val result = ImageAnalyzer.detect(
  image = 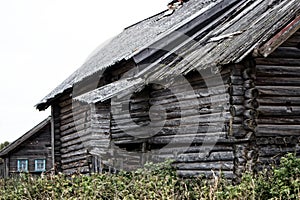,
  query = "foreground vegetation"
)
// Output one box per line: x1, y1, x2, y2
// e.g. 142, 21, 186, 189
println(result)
1, 153, 300, 199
